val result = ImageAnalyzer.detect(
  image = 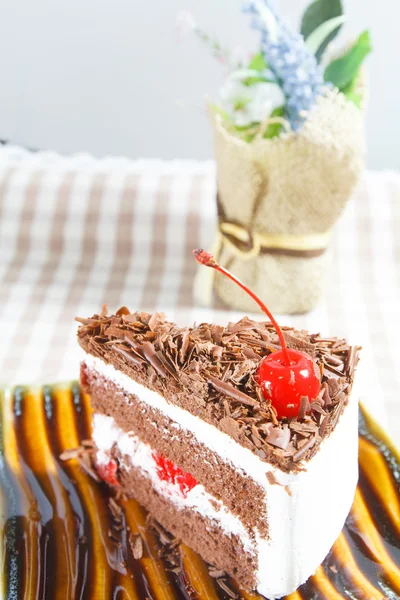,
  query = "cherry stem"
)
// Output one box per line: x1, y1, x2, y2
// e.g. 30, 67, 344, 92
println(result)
193, 249, 291, 365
